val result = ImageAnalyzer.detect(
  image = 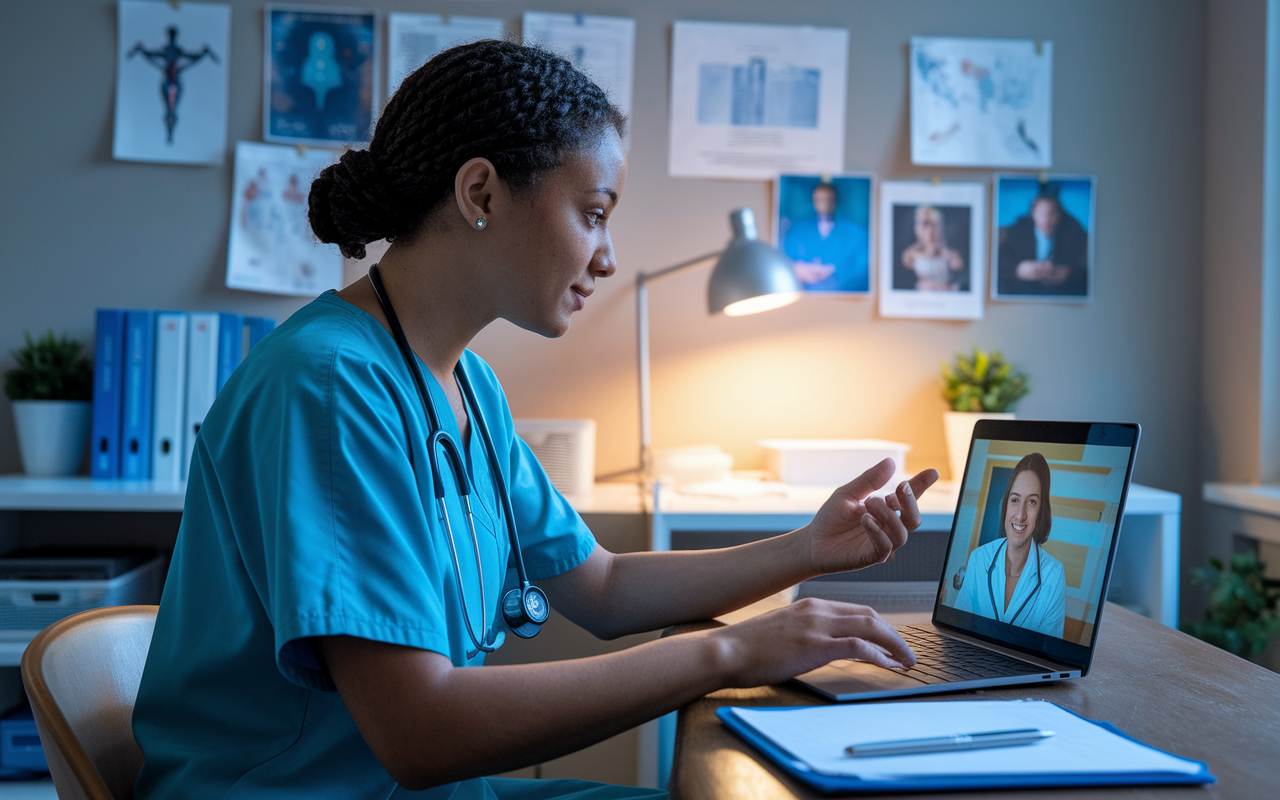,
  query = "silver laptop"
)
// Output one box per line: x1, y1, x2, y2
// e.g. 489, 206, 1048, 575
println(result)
795, 420, 1141, 701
